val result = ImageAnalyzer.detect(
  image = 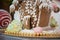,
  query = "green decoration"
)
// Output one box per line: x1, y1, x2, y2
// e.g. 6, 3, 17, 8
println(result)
50, 17, 58, 28
6, 20, 23, 32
